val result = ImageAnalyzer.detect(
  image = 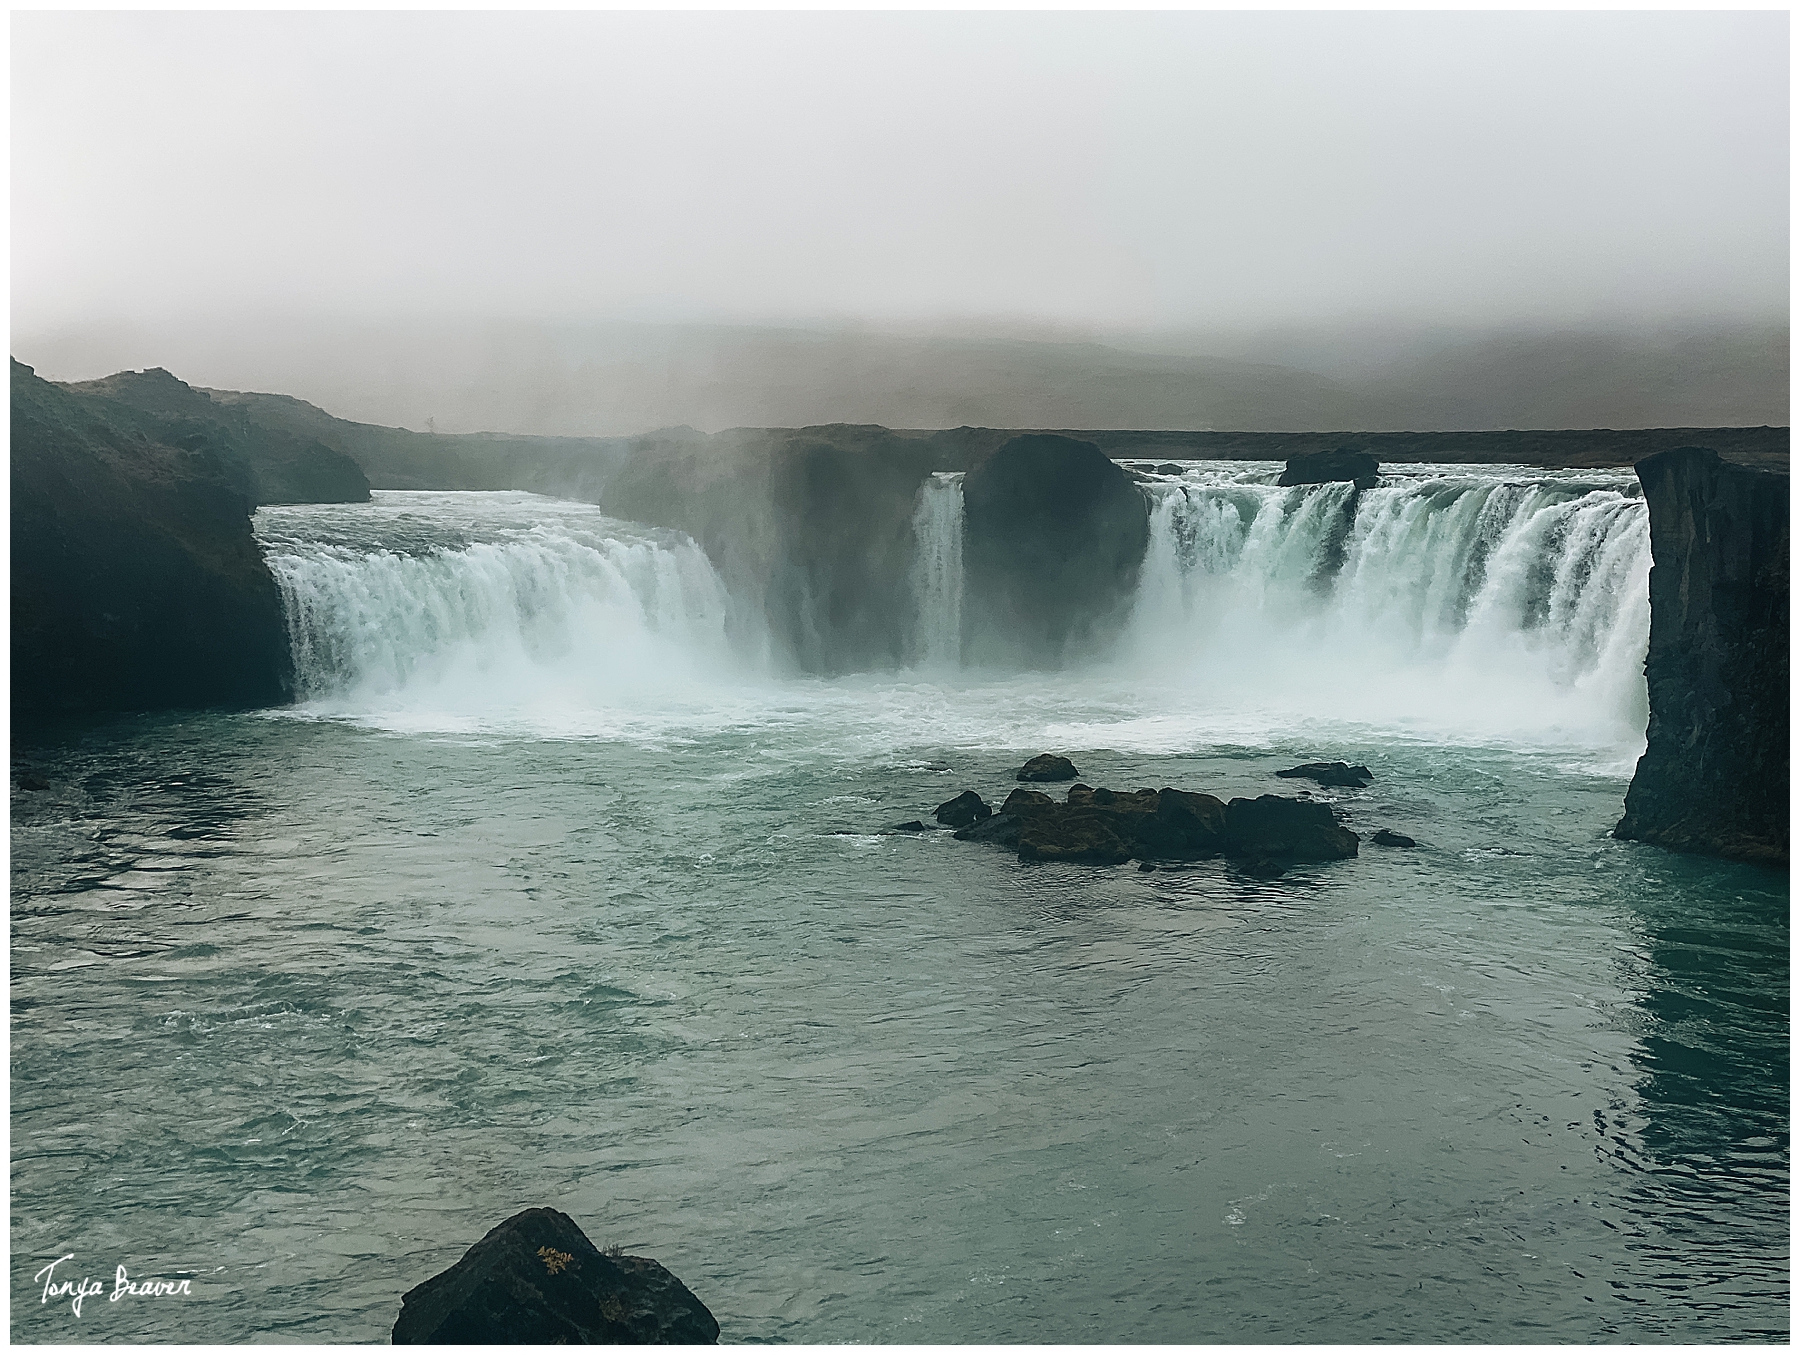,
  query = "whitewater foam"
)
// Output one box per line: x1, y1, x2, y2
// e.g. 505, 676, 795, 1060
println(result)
255, 472, 1650, 761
